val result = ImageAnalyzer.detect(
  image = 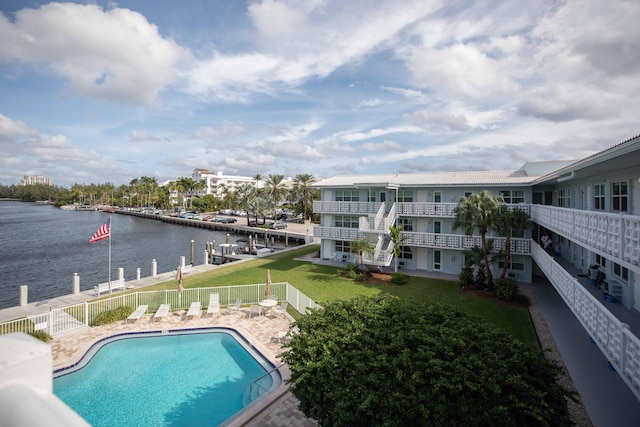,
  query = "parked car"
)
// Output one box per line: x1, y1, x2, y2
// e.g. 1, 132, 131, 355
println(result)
269, 221, 287, 229
221, 217, 237, 223
249, 219, 266, 227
